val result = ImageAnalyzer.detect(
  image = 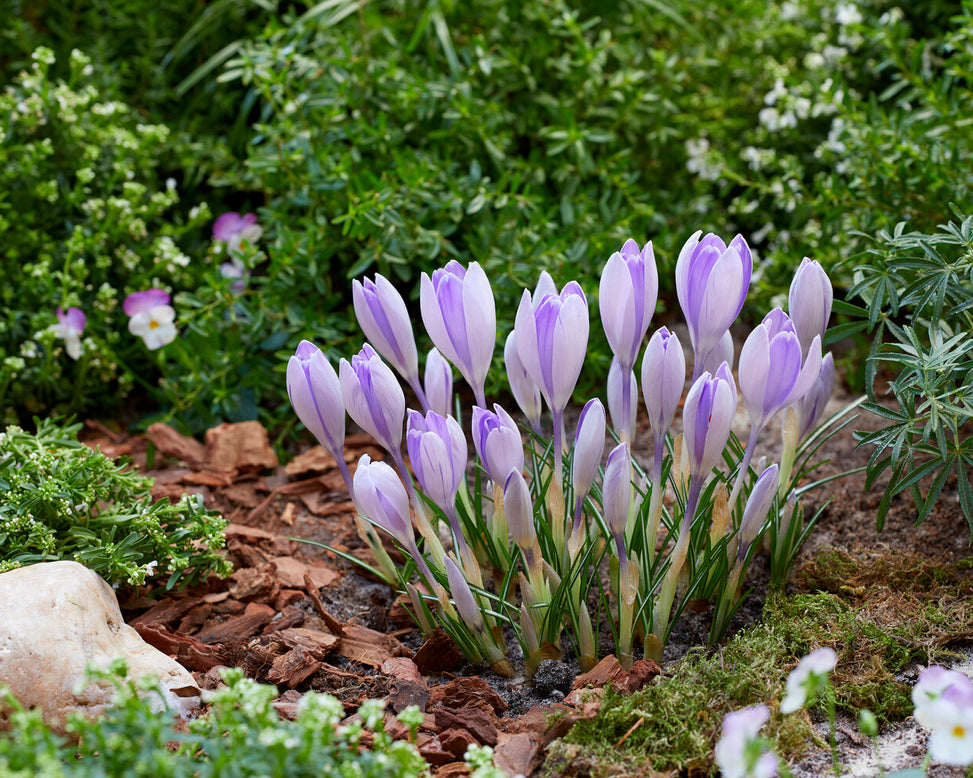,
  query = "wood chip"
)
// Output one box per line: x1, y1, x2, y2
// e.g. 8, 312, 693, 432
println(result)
434, 708, 498, 746
224, 523, 275, 541
132, 622, 224, 672
271, 556, 338, 590
276, 627, 339, 660
227, 564, 279, 603
132, 597, 204, 628
304, 573, 345, 636
492, 732, 541, 777
265, 648, 322, 689
284, 446, 337, 476
413, 628, 461, 675
204, 421, 278, 473
183, 470, 235, 487
146, 423, 207, 467
337, 624, 410, 668
428, 676, 507, 715
195, 602, 276, 644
